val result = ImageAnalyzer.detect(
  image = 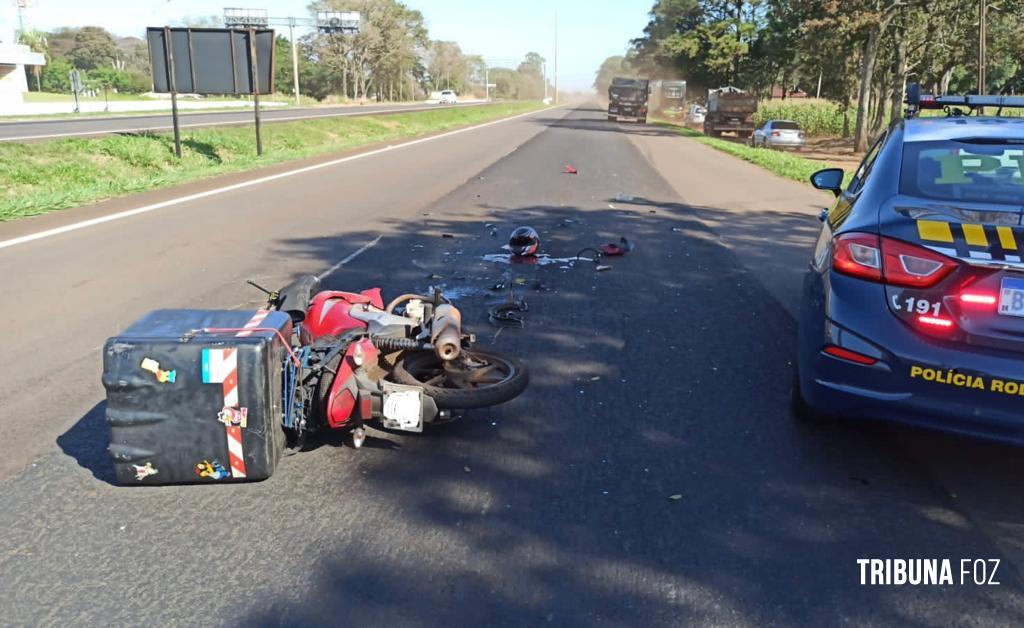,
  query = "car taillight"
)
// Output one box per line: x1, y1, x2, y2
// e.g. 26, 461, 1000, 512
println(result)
960, 293, 997, 306
832, 233, 958, 288
771, 130, 781, 137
